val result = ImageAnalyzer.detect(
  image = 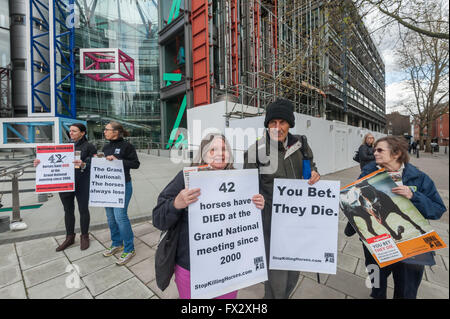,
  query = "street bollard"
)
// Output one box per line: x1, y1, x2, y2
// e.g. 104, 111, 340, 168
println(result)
417, 148, 419, 158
